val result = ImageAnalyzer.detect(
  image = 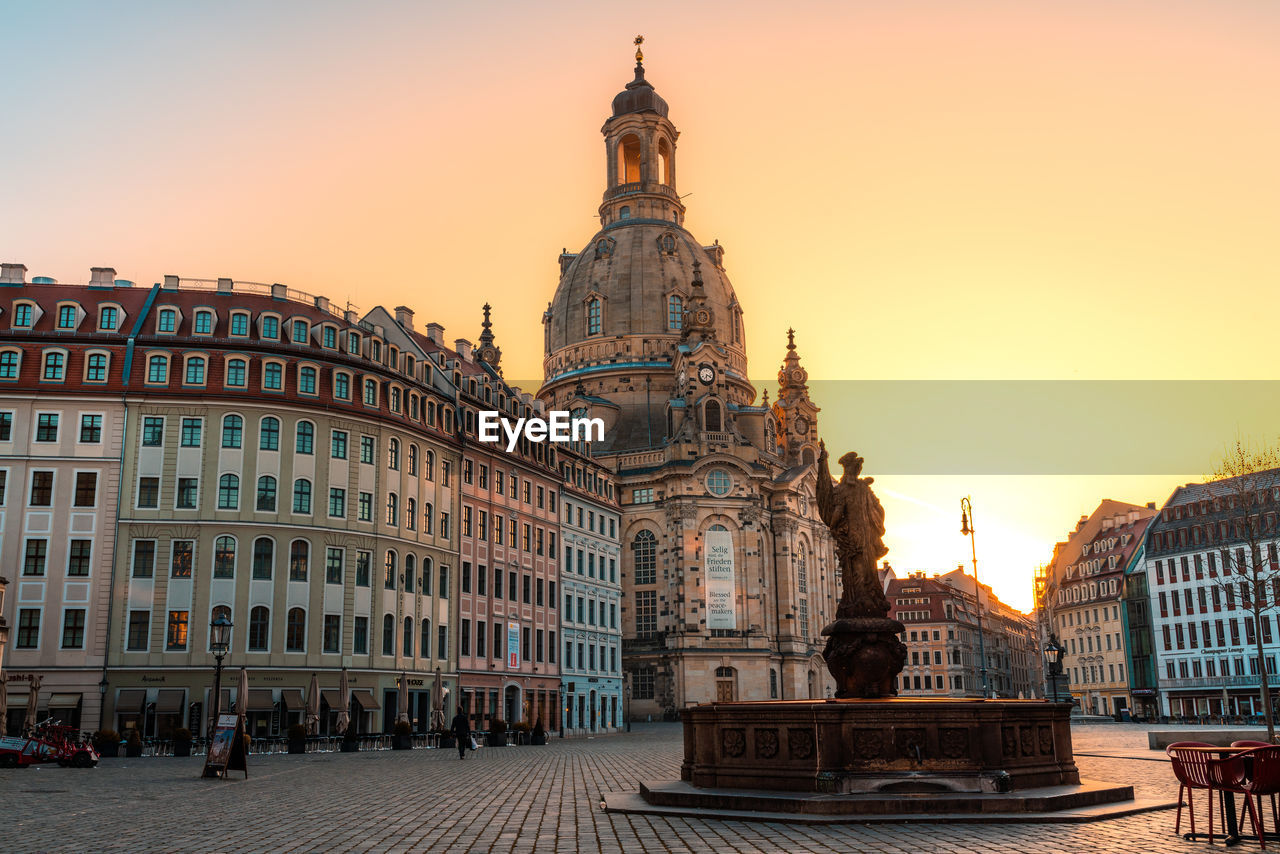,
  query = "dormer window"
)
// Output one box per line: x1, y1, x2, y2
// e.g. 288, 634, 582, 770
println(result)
347, 331, 360, 354
230, 312, 250, 336
56, 305, 77, 329
371, 340, 382, 362
322, 326, 337, 349
261, 315, 280, 340
292, 319, 309, 344
13, 303, 34, 328
99, 306, 119, 331
194, 310, 214, 335
668, 295, 683, 330
595, 239, 614, 259
659, 233, 676, 255
586, 298, 601, 335
157, 308, 177, 333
